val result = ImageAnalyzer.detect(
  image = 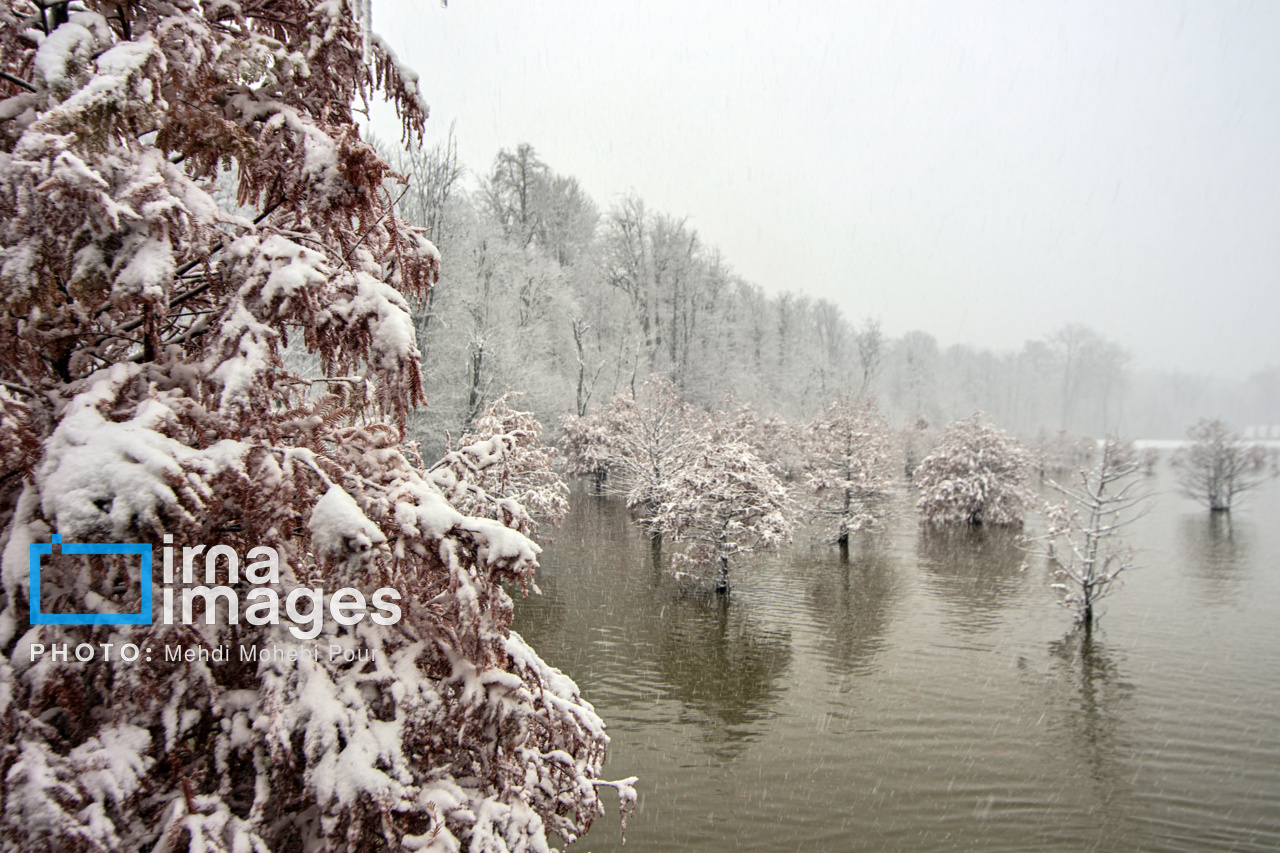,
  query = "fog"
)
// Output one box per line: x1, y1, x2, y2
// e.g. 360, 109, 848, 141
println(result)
371, 1, 1279, 382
